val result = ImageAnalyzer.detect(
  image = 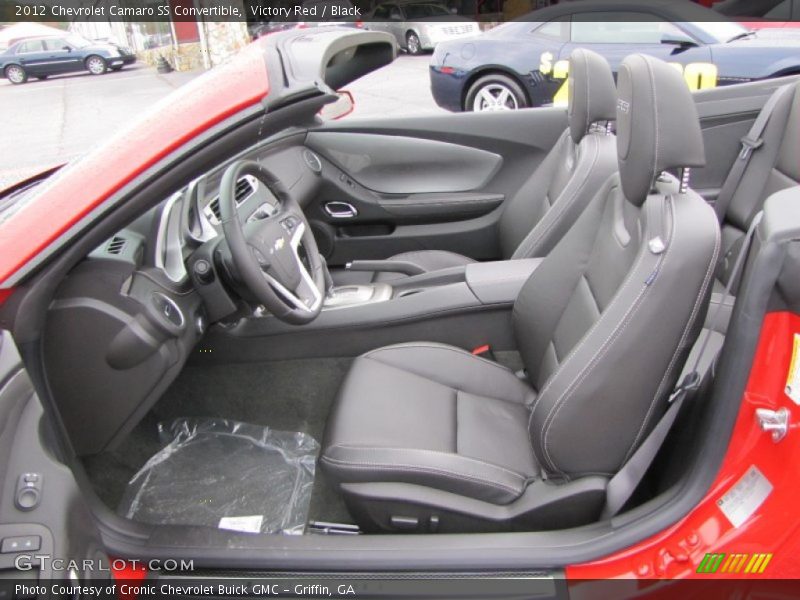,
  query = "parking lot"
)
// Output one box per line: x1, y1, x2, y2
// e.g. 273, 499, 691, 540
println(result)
0, 53, 443, 190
